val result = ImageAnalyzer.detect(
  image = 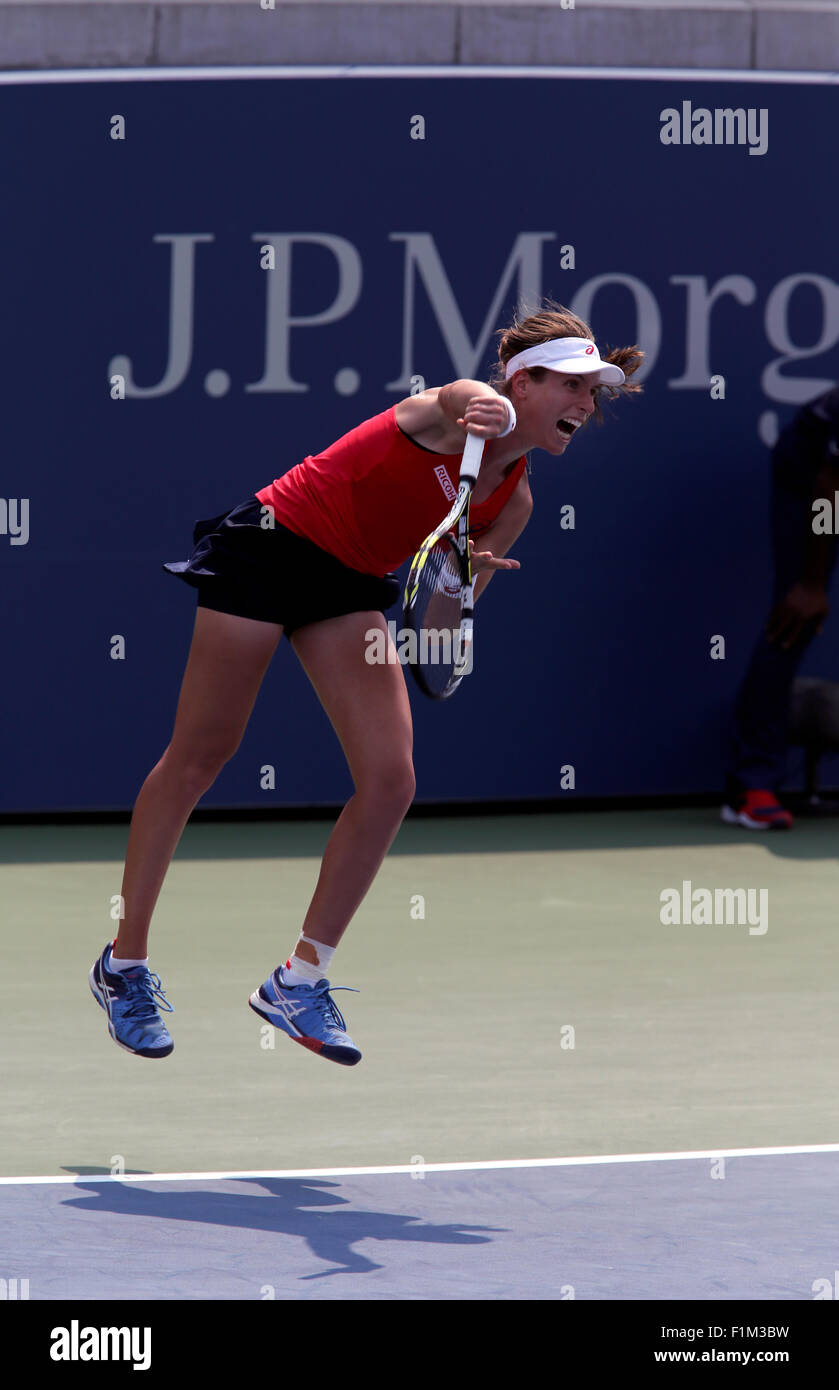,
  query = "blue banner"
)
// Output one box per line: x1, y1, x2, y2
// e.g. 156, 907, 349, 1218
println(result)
2, 71, 838, 810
